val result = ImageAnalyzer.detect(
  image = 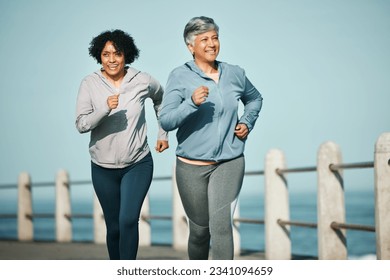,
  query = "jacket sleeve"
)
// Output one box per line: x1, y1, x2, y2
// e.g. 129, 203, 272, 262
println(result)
159, 71, 199, 132
75, 80, 111, 134
239, 75, 263, 132
148, 75, 169, 141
